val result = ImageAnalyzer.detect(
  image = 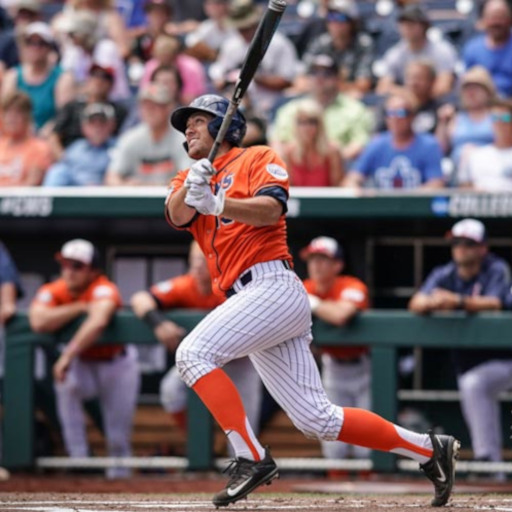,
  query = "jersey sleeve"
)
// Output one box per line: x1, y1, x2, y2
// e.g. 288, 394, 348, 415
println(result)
32, 283, 59, 307
90, 281, 122, 307
419, 267, 445, 294
164, 169, 199, 230
248, 147, 289, 205
338, 279, 369, 310
150, 277, 184, 309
